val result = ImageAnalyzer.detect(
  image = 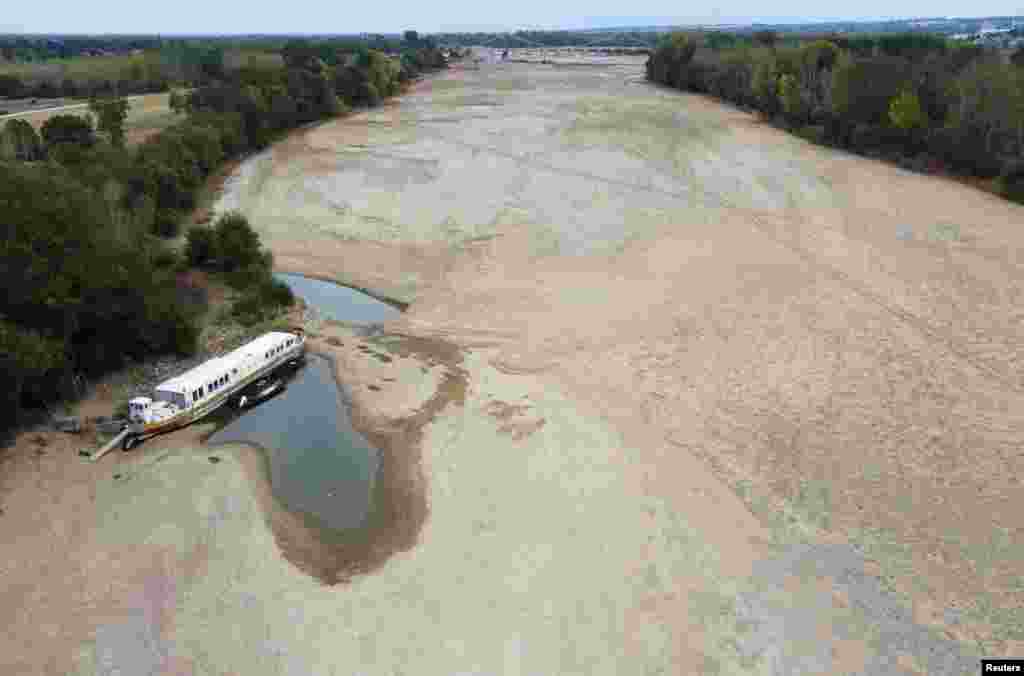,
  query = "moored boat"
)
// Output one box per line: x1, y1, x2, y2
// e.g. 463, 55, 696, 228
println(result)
123, 327, 305, 450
